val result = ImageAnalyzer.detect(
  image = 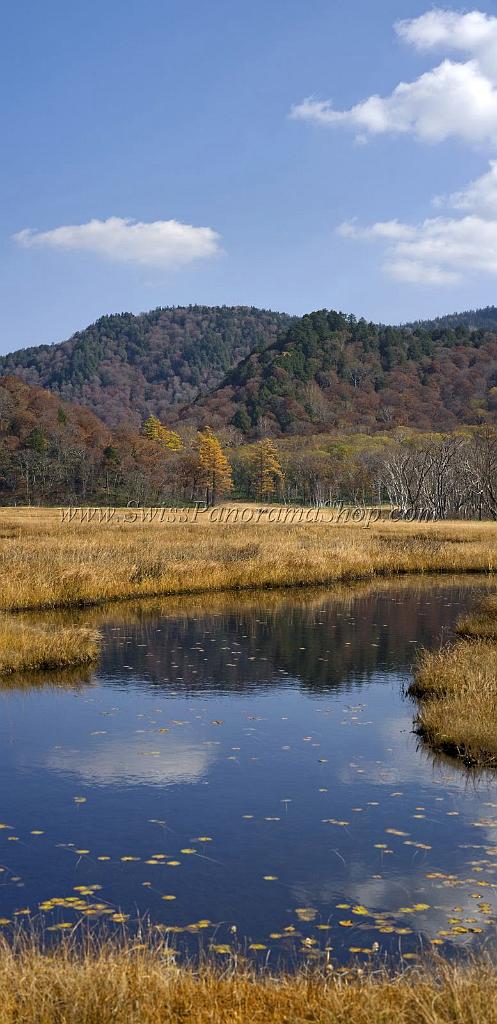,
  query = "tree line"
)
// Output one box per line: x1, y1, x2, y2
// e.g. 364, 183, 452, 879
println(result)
1, 376, 496, 517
